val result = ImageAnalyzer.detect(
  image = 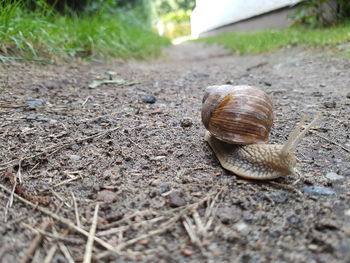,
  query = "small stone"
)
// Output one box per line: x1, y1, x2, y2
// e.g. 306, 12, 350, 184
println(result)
315, 219, 338, 231
337, 242, 350, 256
142, 94, 157, 104
150, 102, 166, 109
26, 114, 37, 121
323, 101, 336, 108
69, 154, 81, 161
344, 209, 350, 216
26, 115, 49, 122
174, 151, 184, 157
269, 231, 281, 238
150, 108, 163, 115
49, 119, 58, 124
216, 207, 242, 224
151, 155, 166, 161
180, 248, 193, 256
159, 184, 170, 193
342, 169, 350, 176
267, 191, 288, 203
346, 92, 350, 99
137, 238, 149, 245
96, 190, 118, 203
105, 211, 124, 222
325, 172, 344, 181
208, 243, 218, 250
36, 116, 50, 122
287, 215, 300, 224
180, 118, 193, 128
168, 192, 186, 207
301, 185, 336, 196
233, 221, 250, 236
262, 81, 272, 86
25, 99, 45, 107
311, 91, 323, 97
193, 73, 209, 78
308, 244, 319, 251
